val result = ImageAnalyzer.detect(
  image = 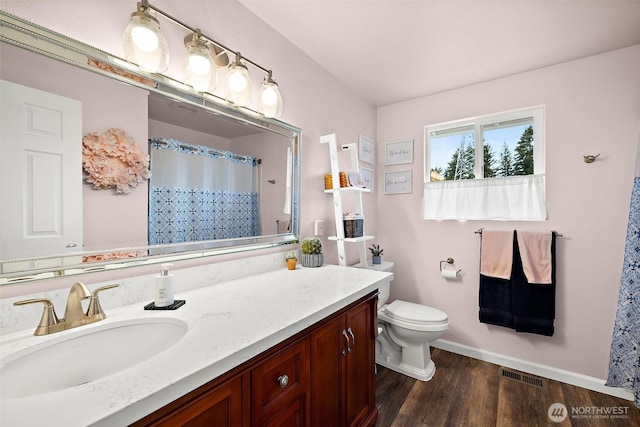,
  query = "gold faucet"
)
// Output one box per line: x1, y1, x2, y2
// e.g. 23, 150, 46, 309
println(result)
13, 282, 119, 336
